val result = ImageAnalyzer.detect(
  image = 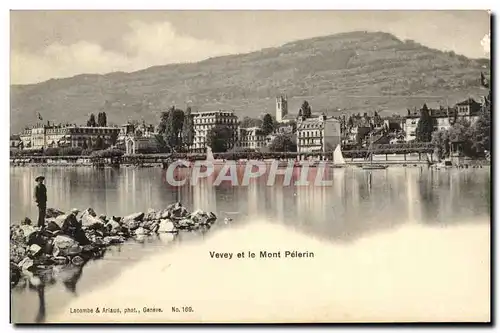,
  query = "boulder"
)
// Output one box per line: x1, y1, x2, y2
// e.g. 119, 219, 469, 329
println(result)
53, 235, 78, 250
71, 256, 85, 266
207, 212, 217, 224
154, 211, 163, 220
105, 220, 121, 235
124, 219, 140, 230
27, 231, 48, 248
135, 227, 147, 236
150, 222, 160, 234
160, 209, 171, 219
158, 219, 175, 233
18, 257, 34, 272
10, 226, 25, 244
46, 208, 65, 218
19, 225, 37, 241
144, 209, 157, 221
172, 207, 189, 219
54, 213, 79, 232
46, 220, 61, 233
165, 202, 189, 219
177, 219, 194, 229
123, 212, 144, 222
52, 256, 68, 265
28, 244, 42, 257
81, 209, 105, 229
10, 244, 27, 264
82, 215, 105, 229
78, 207, 97, 220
